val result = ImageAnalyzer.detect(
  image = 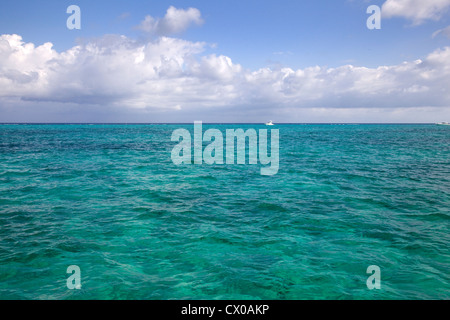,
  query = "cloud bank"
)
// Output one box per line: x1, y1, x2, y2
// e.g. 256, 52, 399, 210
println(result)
382, 0, 450, 24
1, 33, 450, 114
